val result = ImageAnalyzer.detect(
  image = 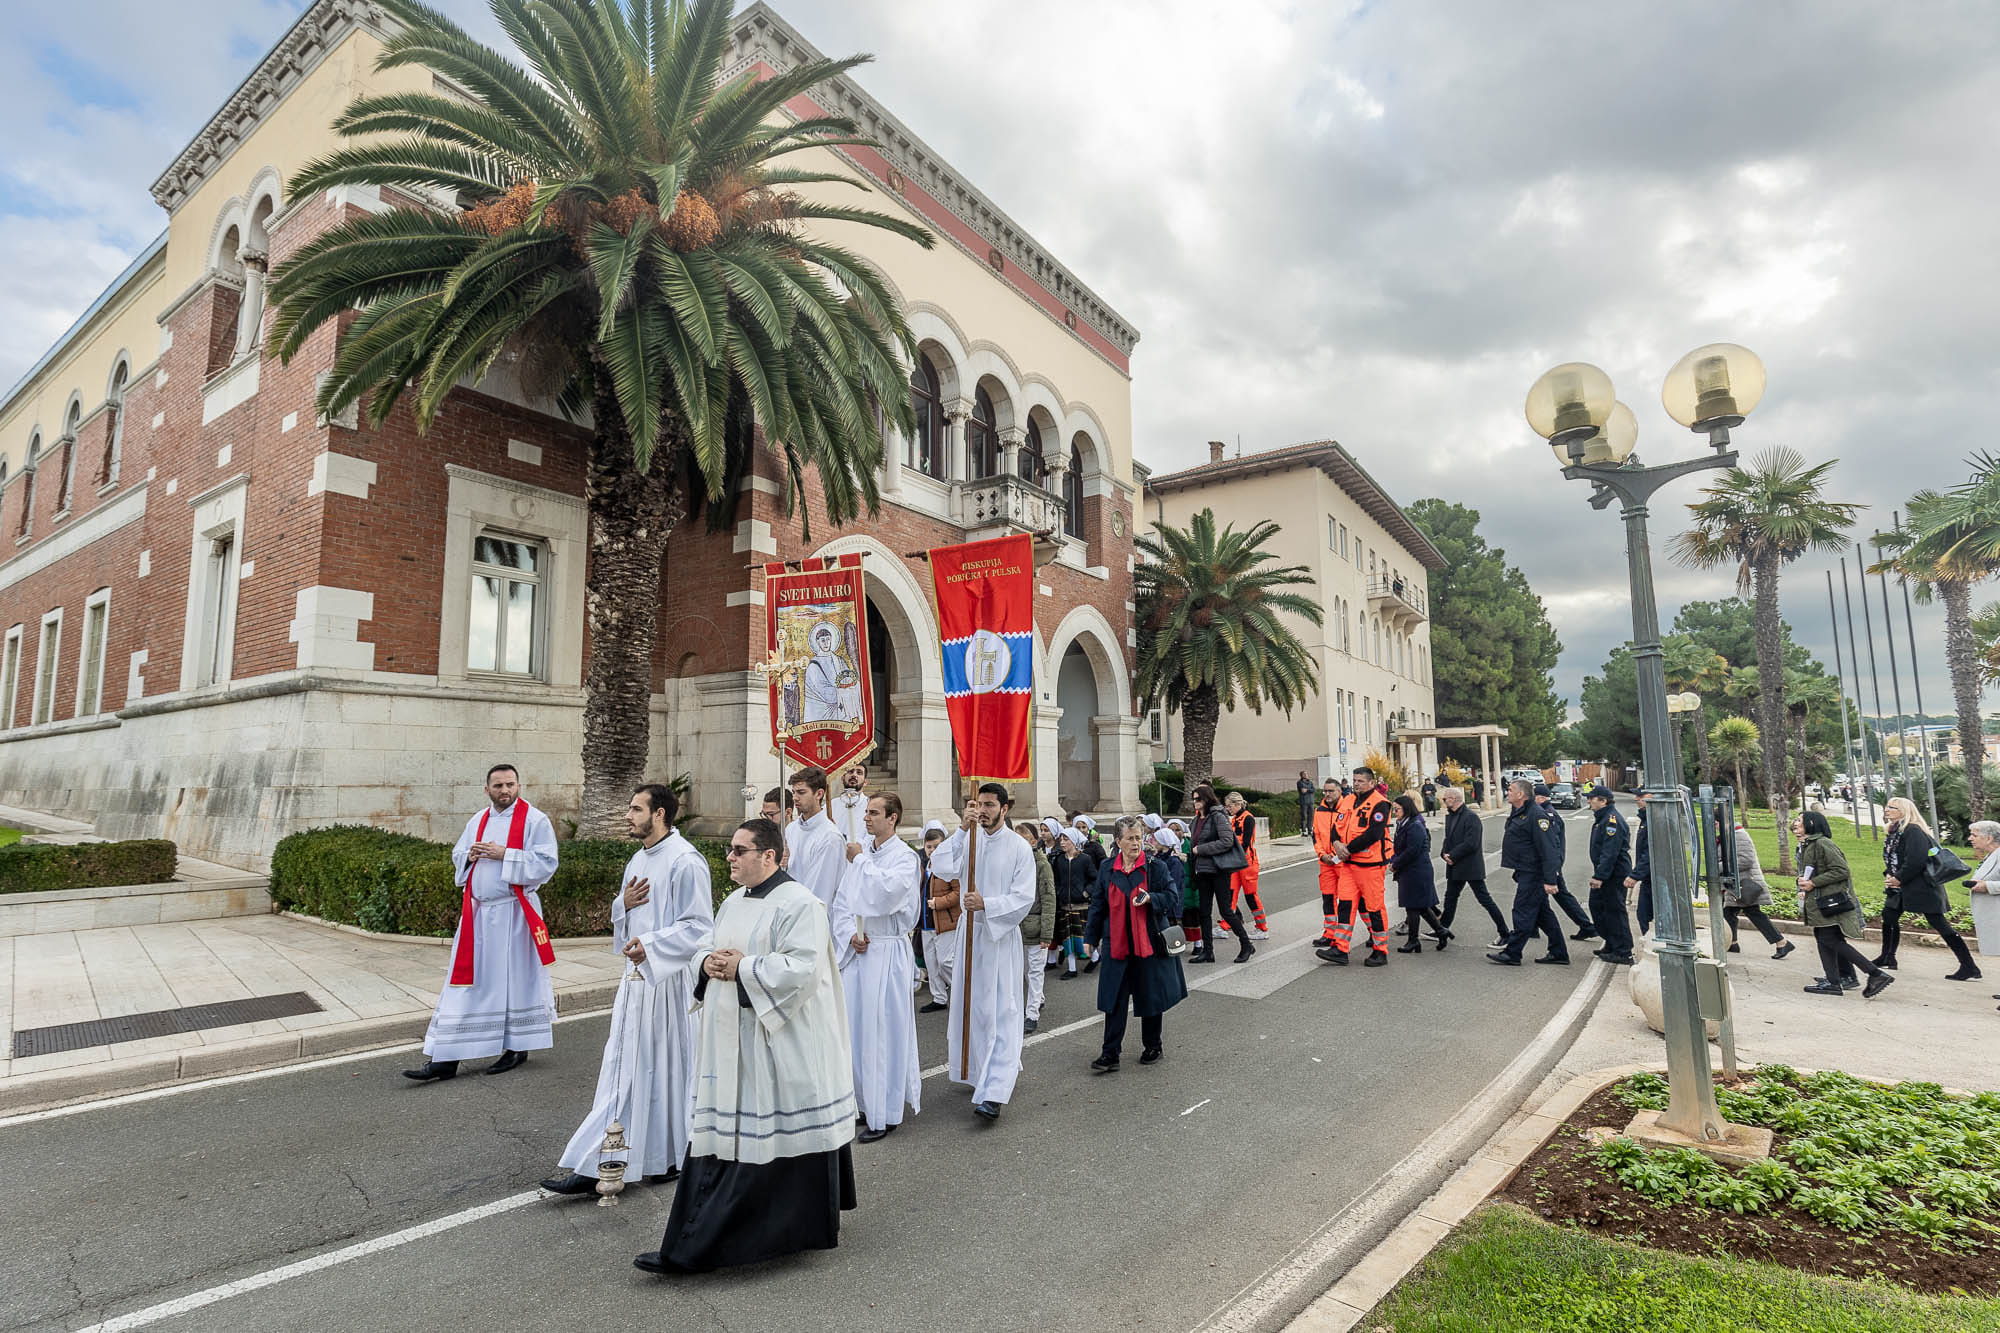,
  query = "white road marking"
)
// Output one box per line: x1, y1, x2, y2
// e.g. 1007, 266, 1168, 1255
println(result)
1180, 1098, 1212, 1116
73, 1191, 543, 1333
